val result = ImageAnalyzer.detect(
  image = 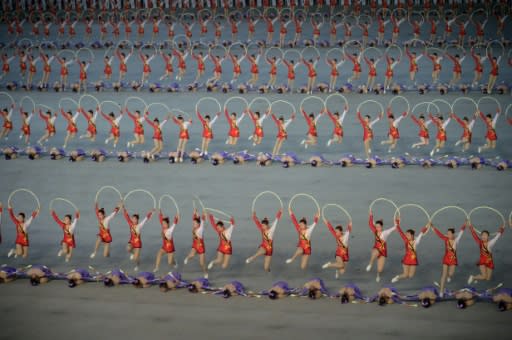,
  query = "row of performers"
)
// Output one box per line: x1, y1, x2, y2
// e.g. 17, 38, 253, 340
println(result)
0, 105, 505, 159
0, 201, 507, 296
1, 264, 511, 311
